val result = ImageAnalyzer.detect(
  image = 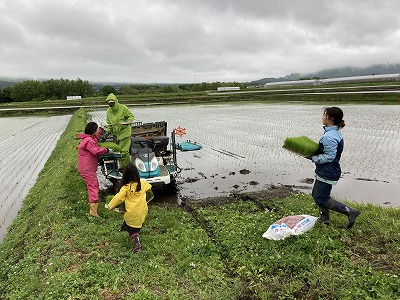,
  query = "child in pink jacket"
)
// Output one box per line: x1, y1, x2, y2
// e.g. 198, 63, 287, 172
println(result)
78, 122, 109, 217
